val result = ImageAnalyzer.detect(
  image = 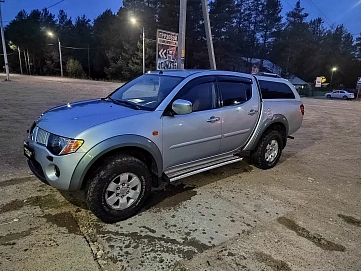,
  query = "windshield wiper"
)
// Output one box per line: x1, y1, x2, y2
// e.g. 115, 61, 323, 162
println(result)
106, 97, 141, 110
